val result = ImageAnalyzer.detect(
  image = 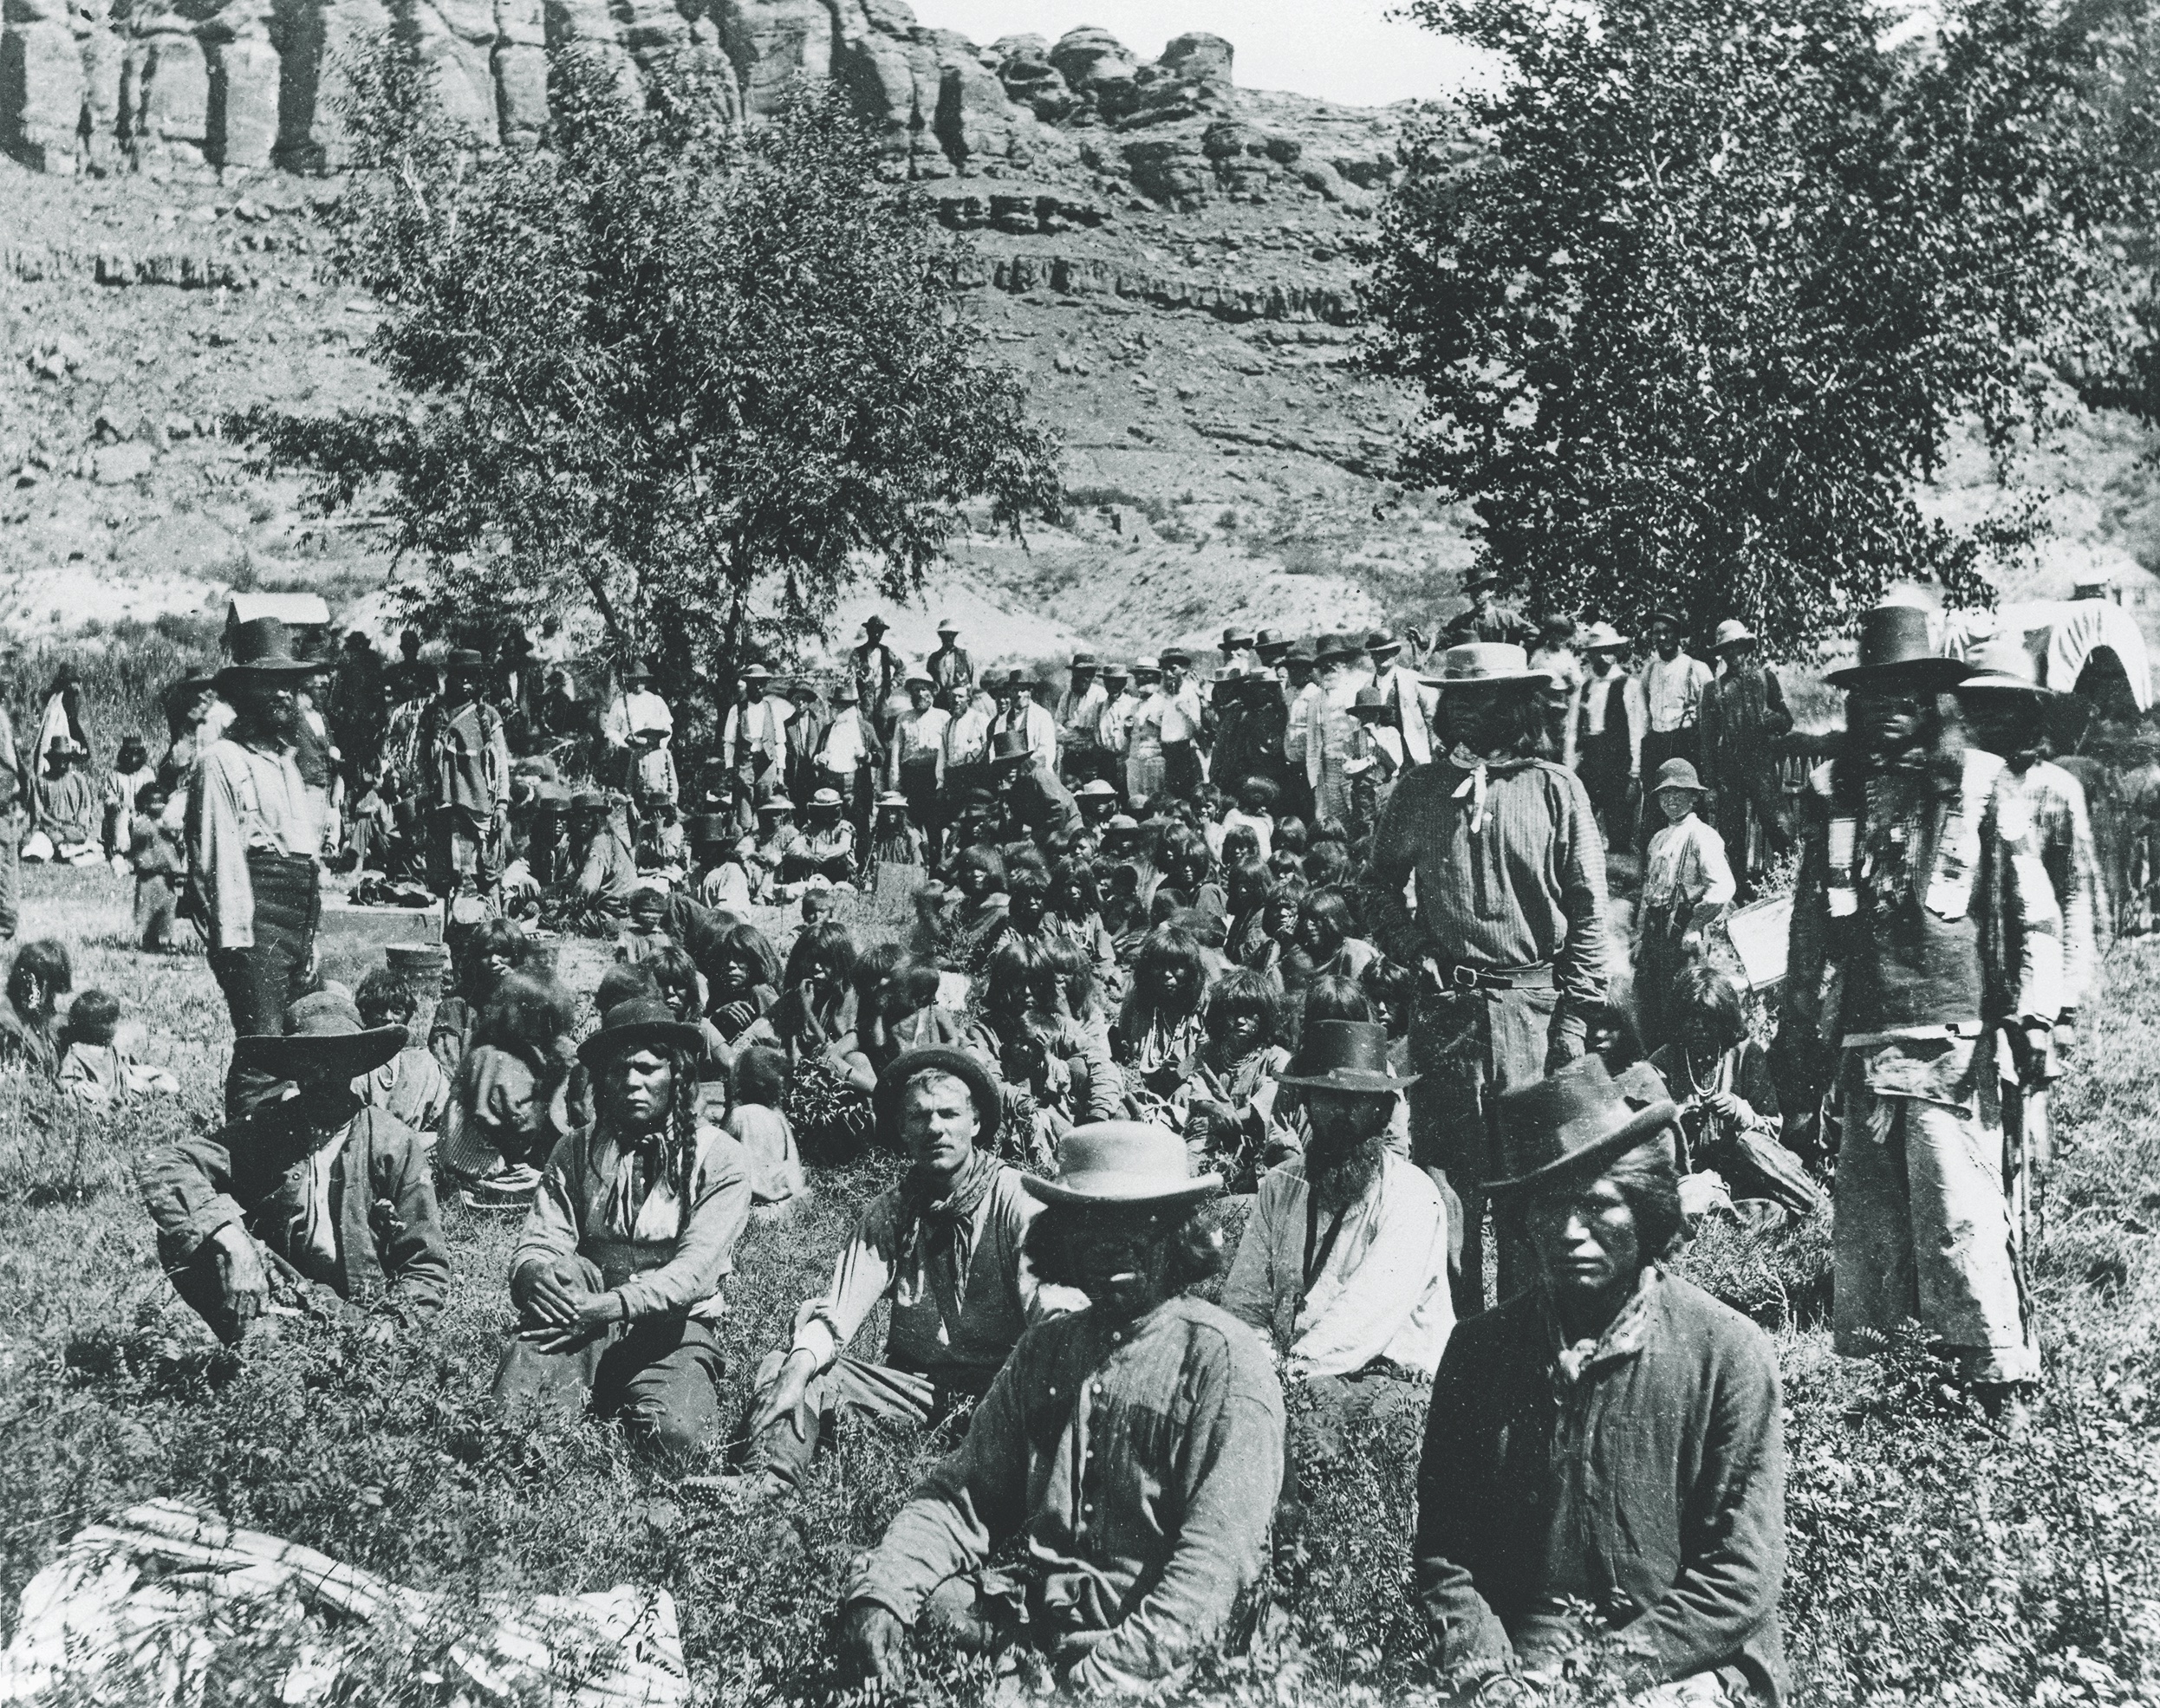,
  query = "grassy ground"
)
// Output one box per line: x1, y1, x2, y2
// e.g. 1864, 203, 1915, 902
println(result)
0, 865, 2154, 1704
